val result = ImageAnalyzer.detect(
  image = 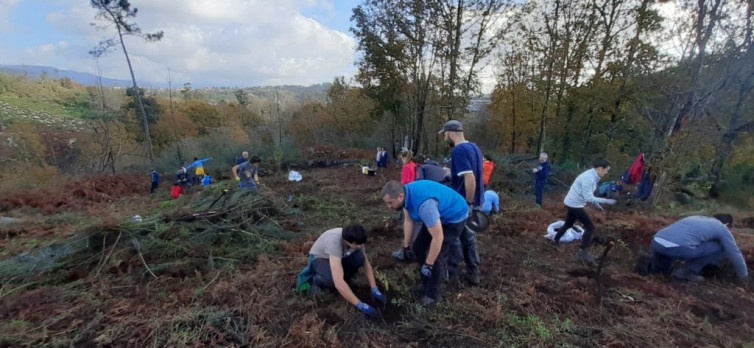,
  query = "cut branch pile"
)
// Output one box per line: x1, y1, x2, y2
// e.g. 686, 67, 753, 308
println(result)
0, 183, 303, 284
